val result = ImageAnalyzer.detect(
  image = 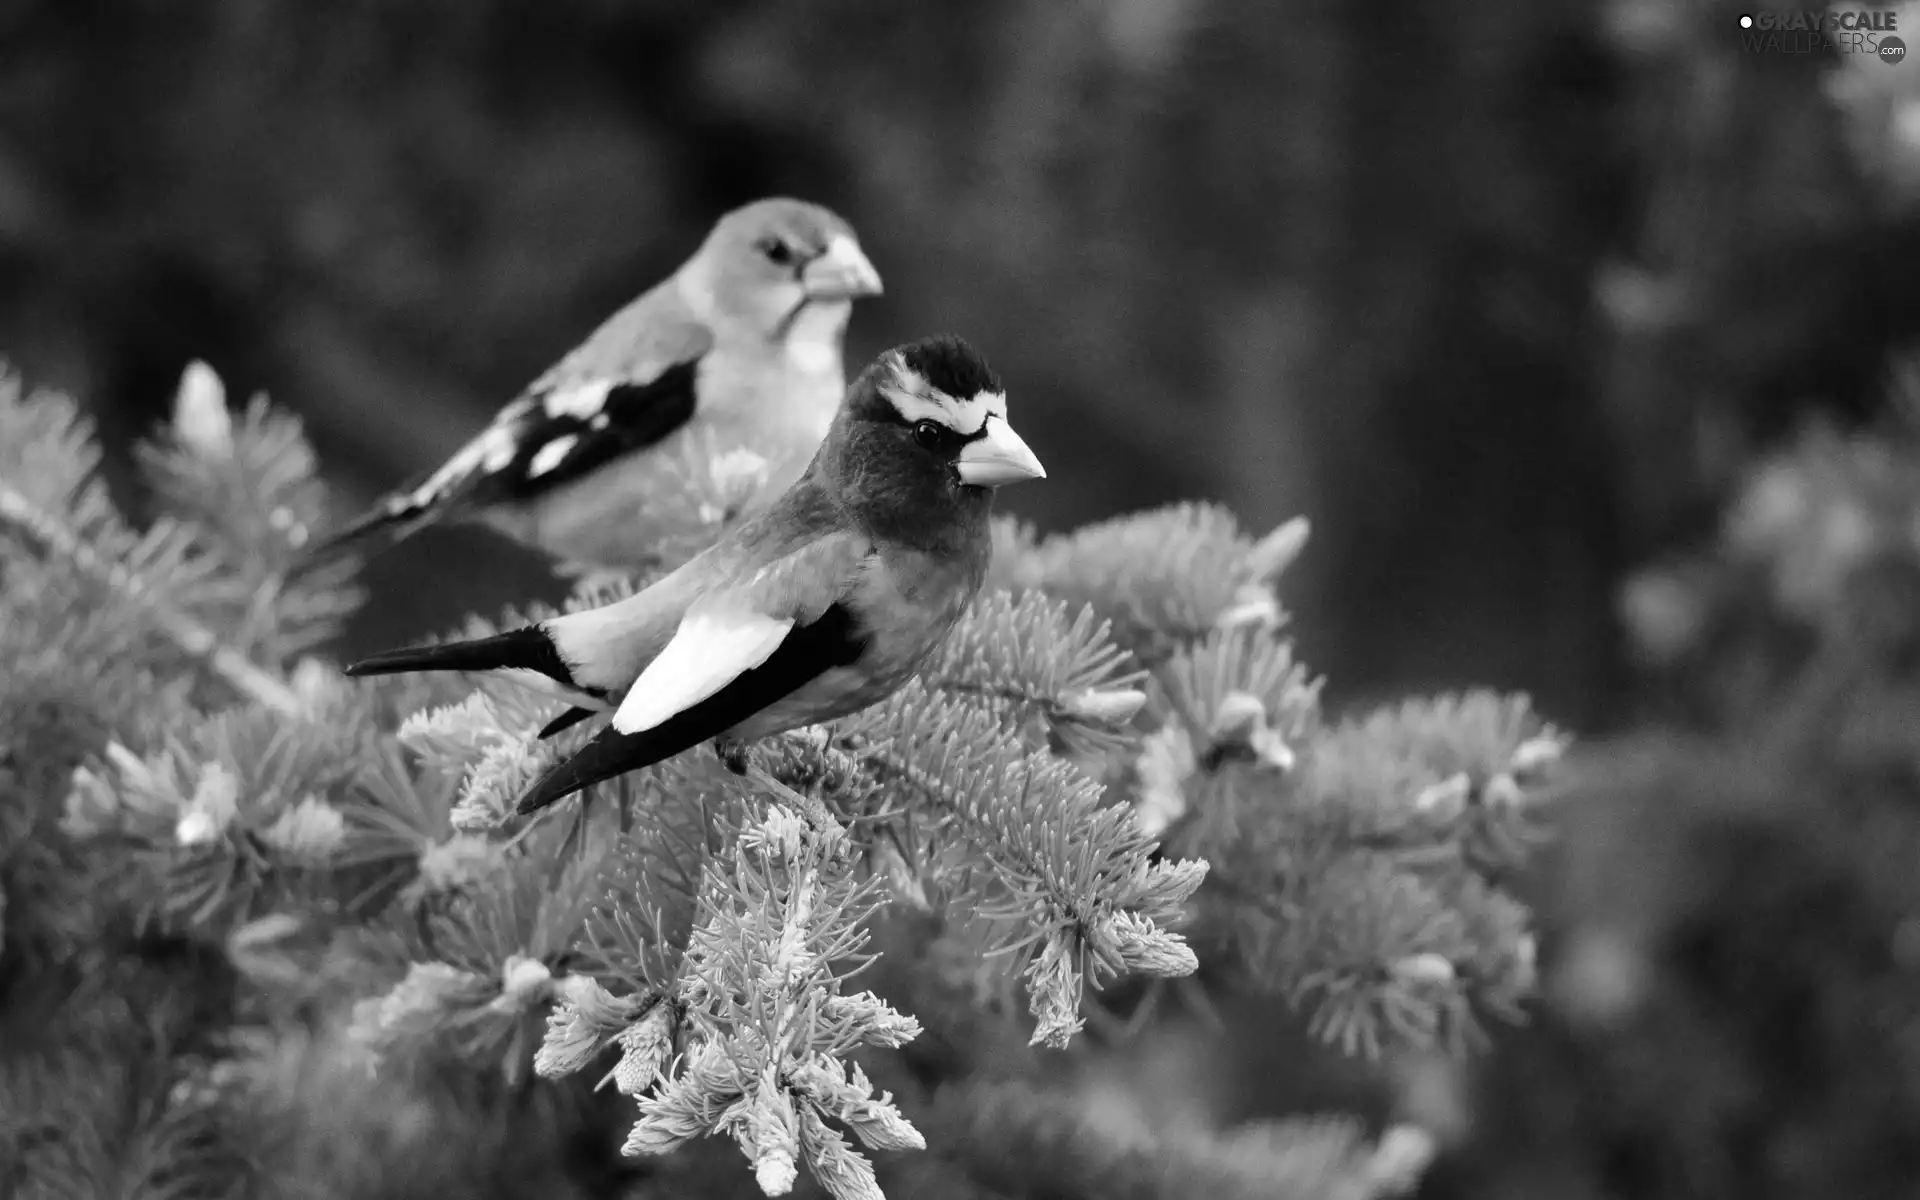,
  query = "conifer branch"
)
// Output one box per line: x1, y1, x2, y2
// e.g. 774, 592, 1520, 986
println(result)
612, 805, 924, 1198
927, 1079, 1433, 1200
923, 588, 1148, 754
991, 504, 1309, 663
0, 366, 307, 717
0, 477, 305, 717
843, 681, 1206, 1045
